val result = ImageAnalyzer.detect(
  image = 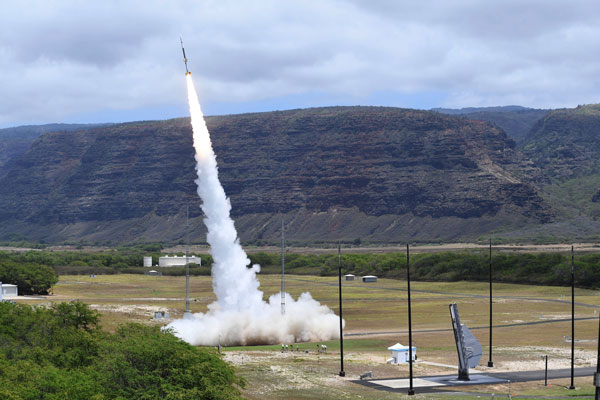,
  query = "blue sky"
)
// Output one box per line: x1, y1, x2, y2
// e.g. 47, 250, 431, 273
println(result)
1, 0, 599, 128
